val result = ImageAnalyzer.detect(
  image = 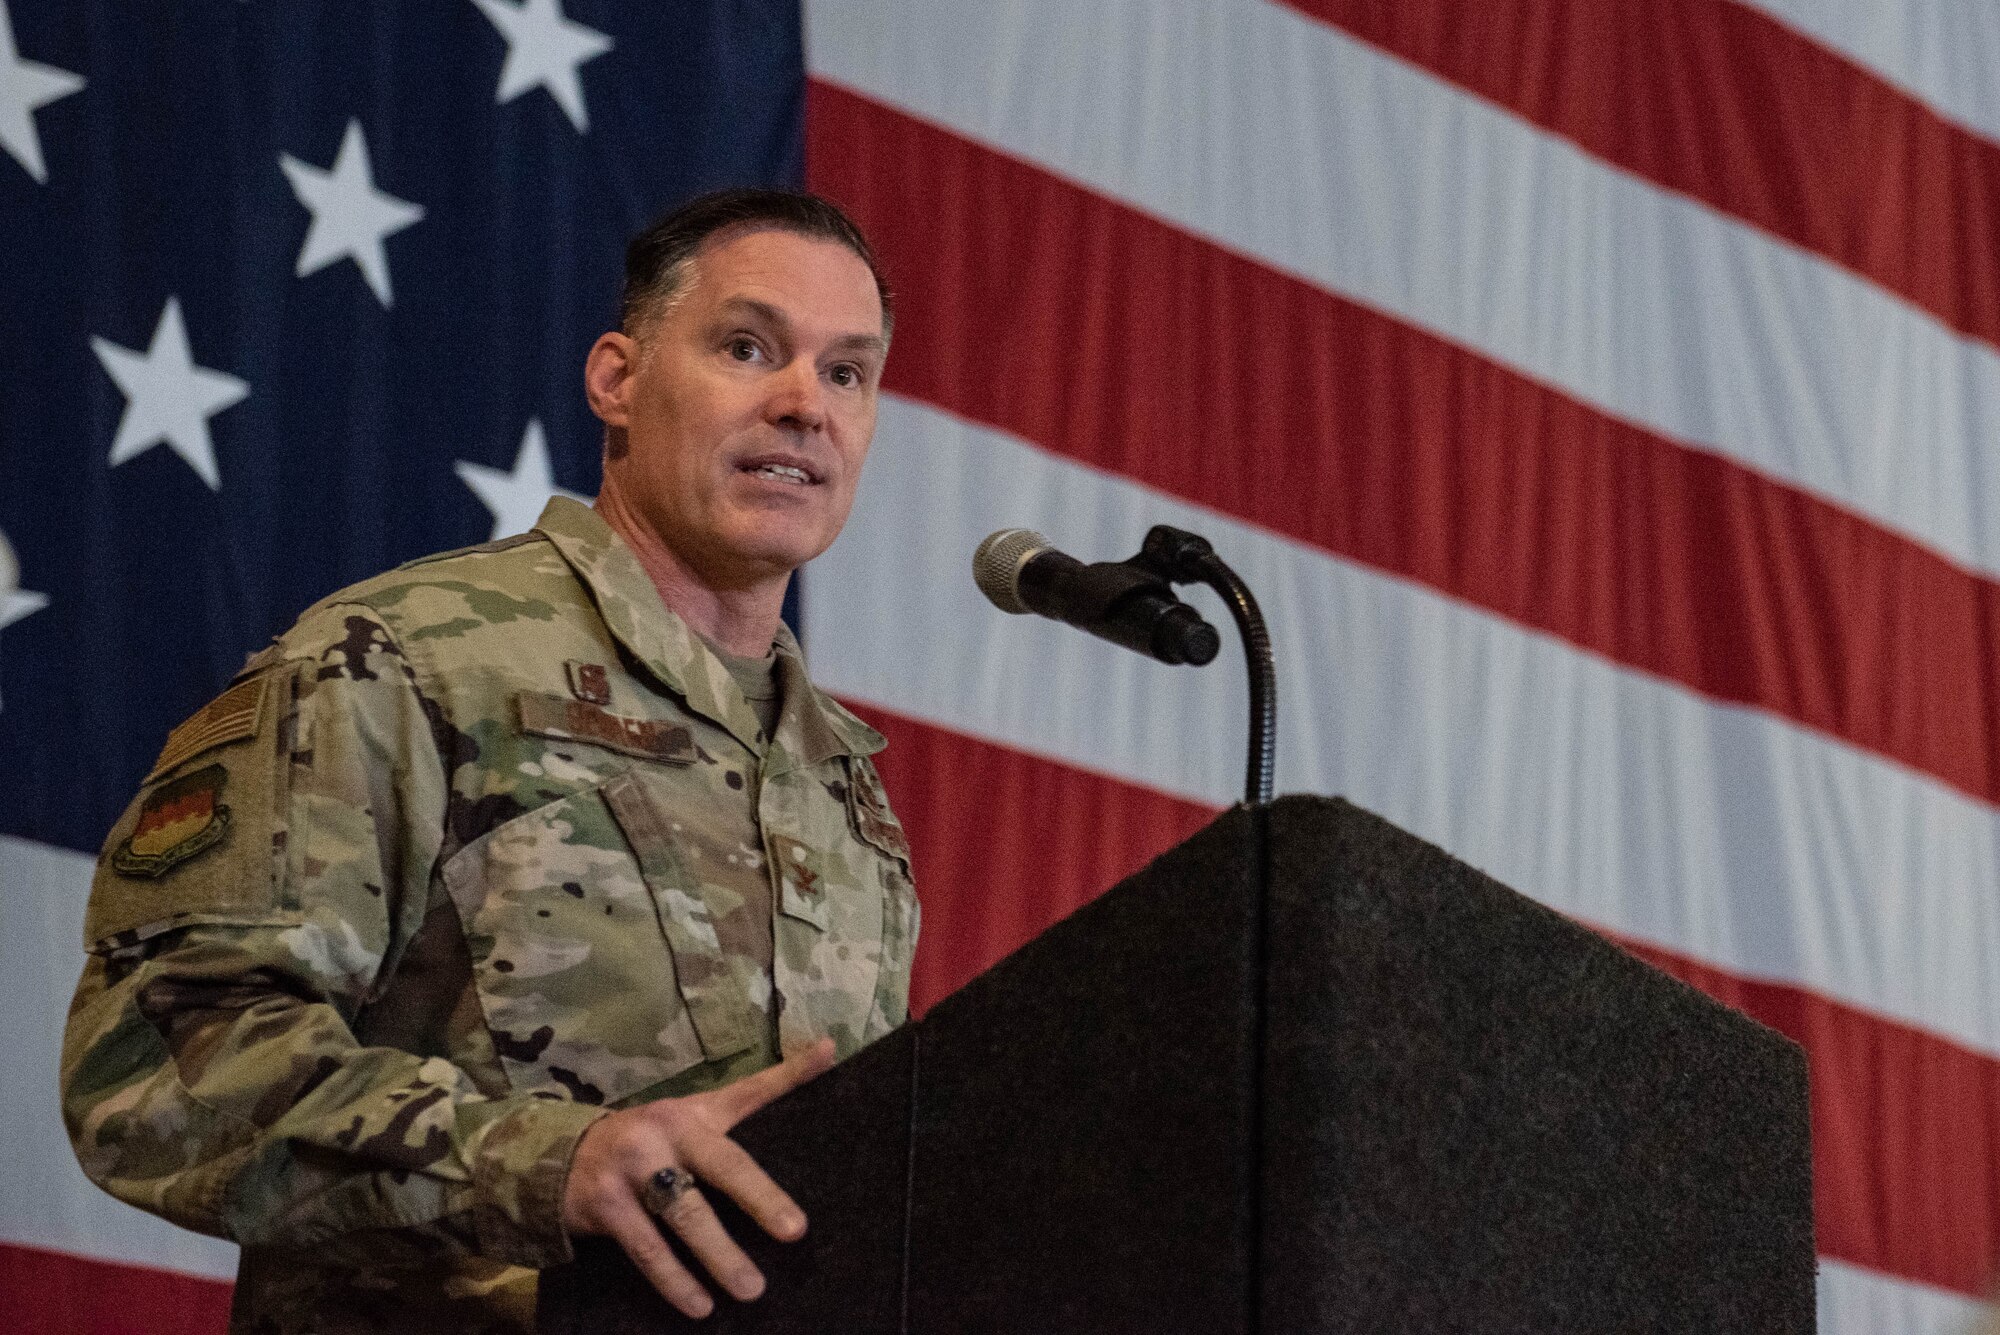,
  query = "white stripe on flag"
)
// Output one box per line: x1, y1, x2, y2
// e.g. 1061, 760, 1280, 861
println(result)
1818, 1257, 1993, 1335
811, 394, 2000, 1062
0, 835, 238, 1281
806, 0, 2000, 580
1735, 0, 2000, 146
